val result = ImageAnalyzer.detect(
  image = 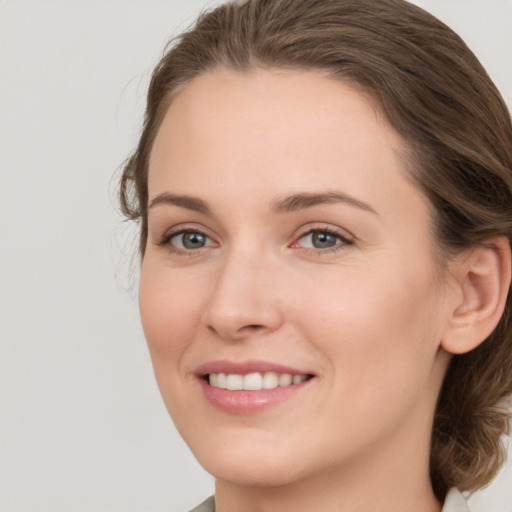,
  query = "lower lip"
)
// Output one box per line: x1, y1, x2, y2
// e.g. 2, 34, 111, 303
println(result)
199, 378, 314, 414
